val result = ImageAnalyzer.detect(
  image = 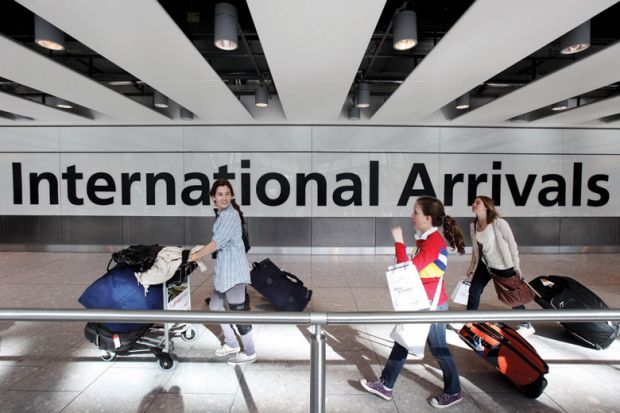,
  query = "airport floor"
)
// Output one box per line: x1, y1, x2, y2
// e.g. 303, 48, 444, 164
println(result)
0, 251, 619, 413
